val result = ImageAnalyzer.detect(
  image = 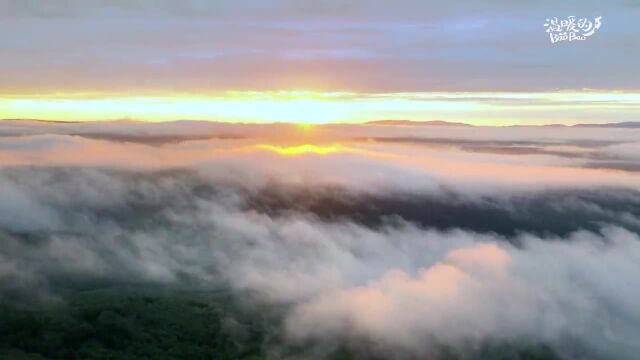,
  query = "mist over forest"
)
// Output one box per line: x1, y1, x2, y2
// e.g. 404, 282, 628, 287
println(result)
0, 121, 638, 359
